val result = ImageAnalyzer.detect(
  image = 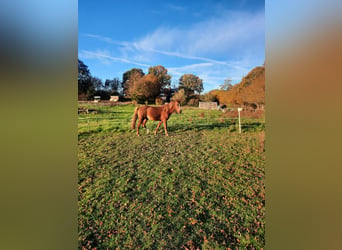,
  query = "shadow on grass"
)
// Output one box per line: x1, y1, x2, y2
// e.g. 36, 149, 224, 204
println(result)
78, 125, 130, 138
241, 122, 265, 132
167, 121, 264, 133
78, 120, 265, 138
